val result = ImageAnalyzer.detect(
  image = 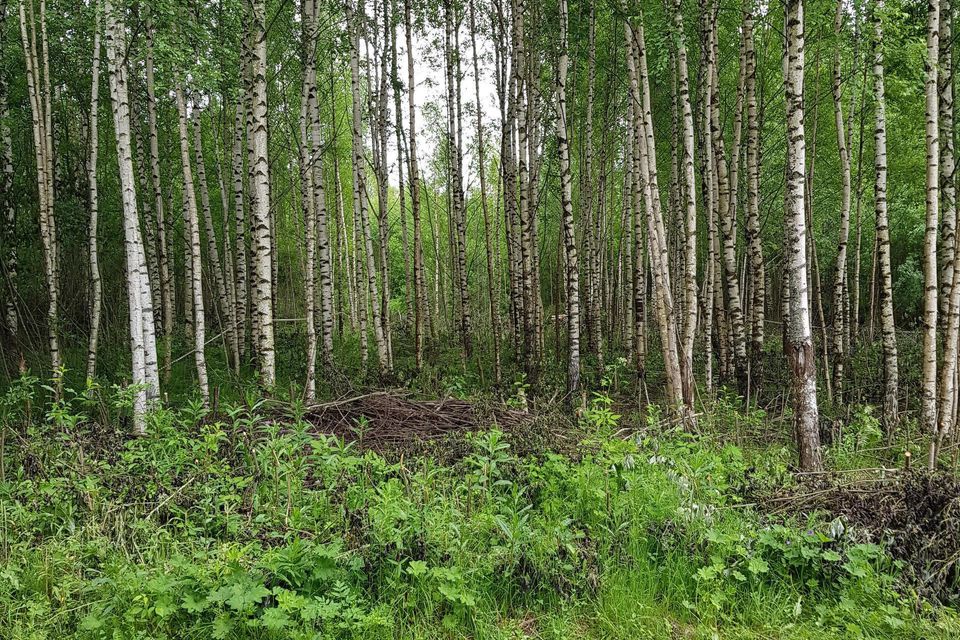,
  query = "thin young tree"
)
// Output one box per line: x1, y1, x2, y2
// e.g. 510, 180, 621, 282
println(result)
144, 15, 174, 382
176, 87, 210, 405
555, 0, 580, 399
444, 0, 472, 359
743, 4, 765, 370
671, 0, 698, 408
349, 0, 389, 373
940, 0, 956, 326
831, 0, 853, 397
231, 106, 248, 360
86, 4, 103, 382
404, 0, 426, 371
18, 0, 61, 392
0, 16, 14, 339
192, 109, 236, 366
469, 0, 502, 385
625, 9, 685, 417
